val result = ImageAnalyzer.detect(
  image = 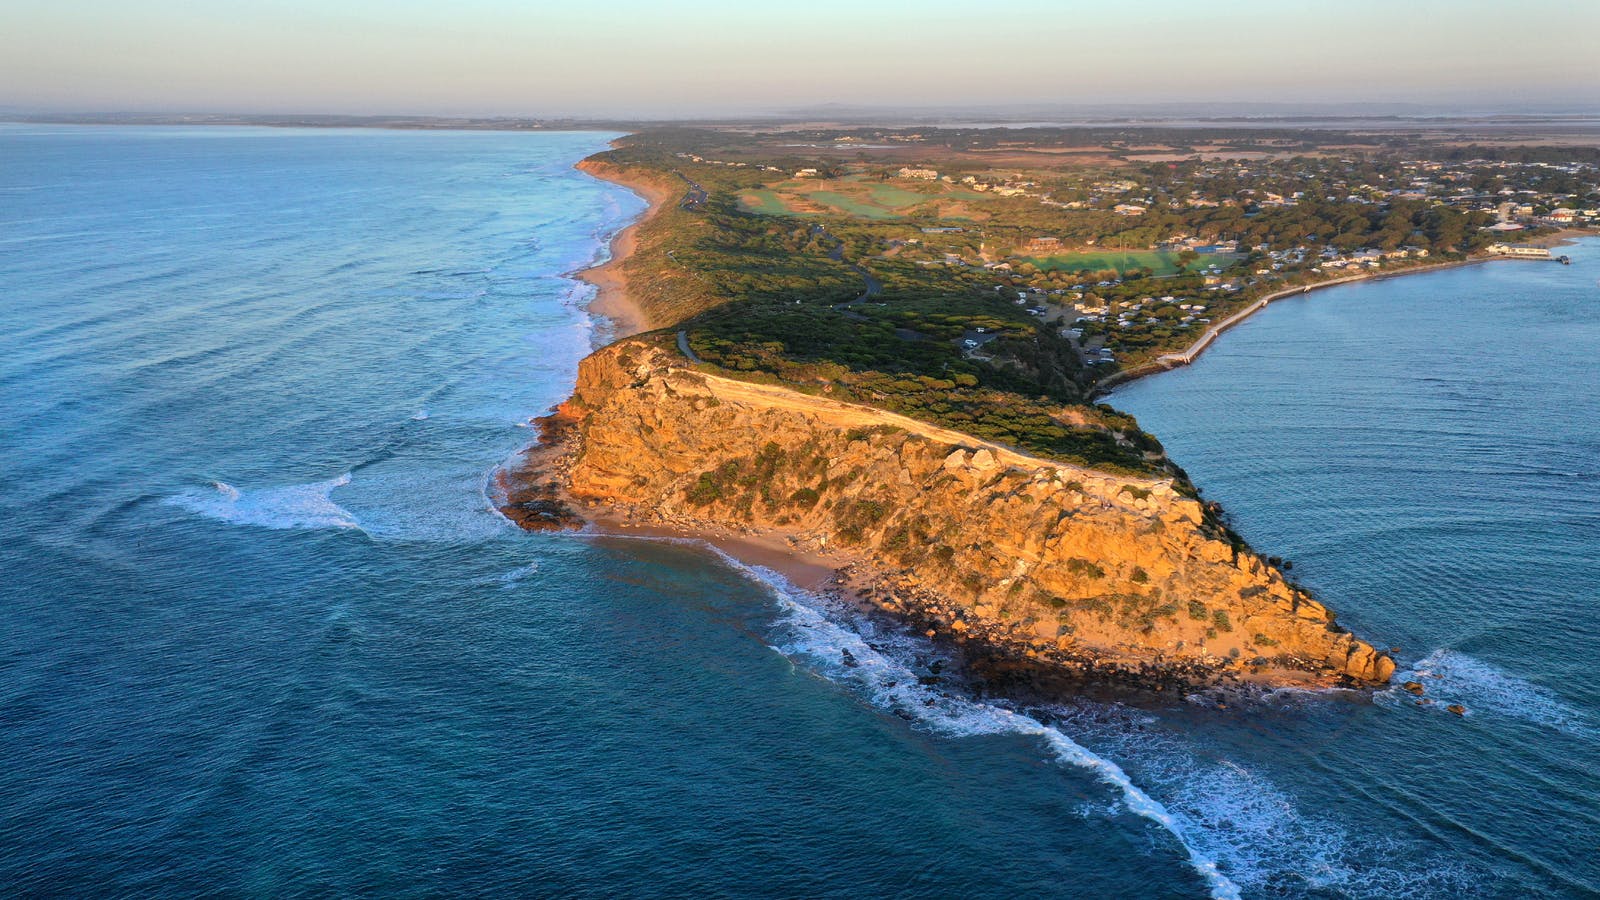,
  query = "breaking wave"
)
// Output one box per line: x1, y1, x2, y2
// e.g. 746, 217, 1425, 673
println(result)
686, 543, 1485, 899
1386, 648, 1599, 740
698, 546, 1243, 900
167, 473, 361, 531
1046, 703, 1481, 898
